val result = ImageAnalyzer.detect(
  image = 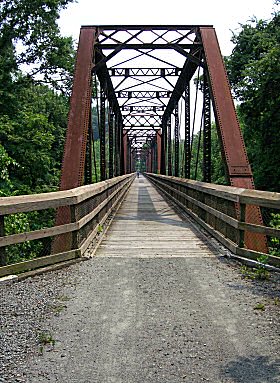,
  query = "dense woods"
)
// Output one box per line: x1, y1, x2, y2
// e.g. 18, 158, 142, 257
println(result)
0, 0, 75, 197
0, 1, 279, 262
